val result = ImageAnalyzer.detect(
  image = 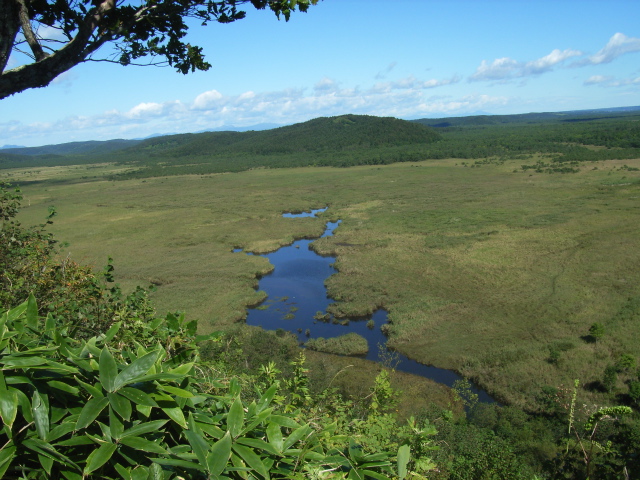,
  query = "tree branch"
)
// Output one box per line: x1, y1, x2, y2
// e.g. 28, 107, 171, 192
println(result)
16, 0, 48, 61
0, 0, 21, 74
